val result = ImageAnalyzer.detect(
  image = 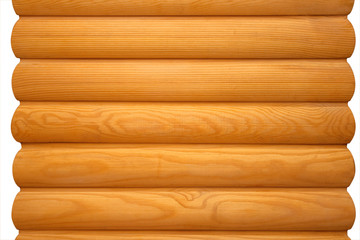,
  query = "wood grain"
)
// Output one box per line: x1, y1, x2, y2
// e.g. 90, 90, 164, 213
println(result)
13, 59, 355, 102
10, 0, 357, 236
12, 188, 355, 230
16, 231, 350, 240
11, 102, 355, 144
11, 17, 355, 59
13, 144, 355, 188
12, 0, 355, 16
